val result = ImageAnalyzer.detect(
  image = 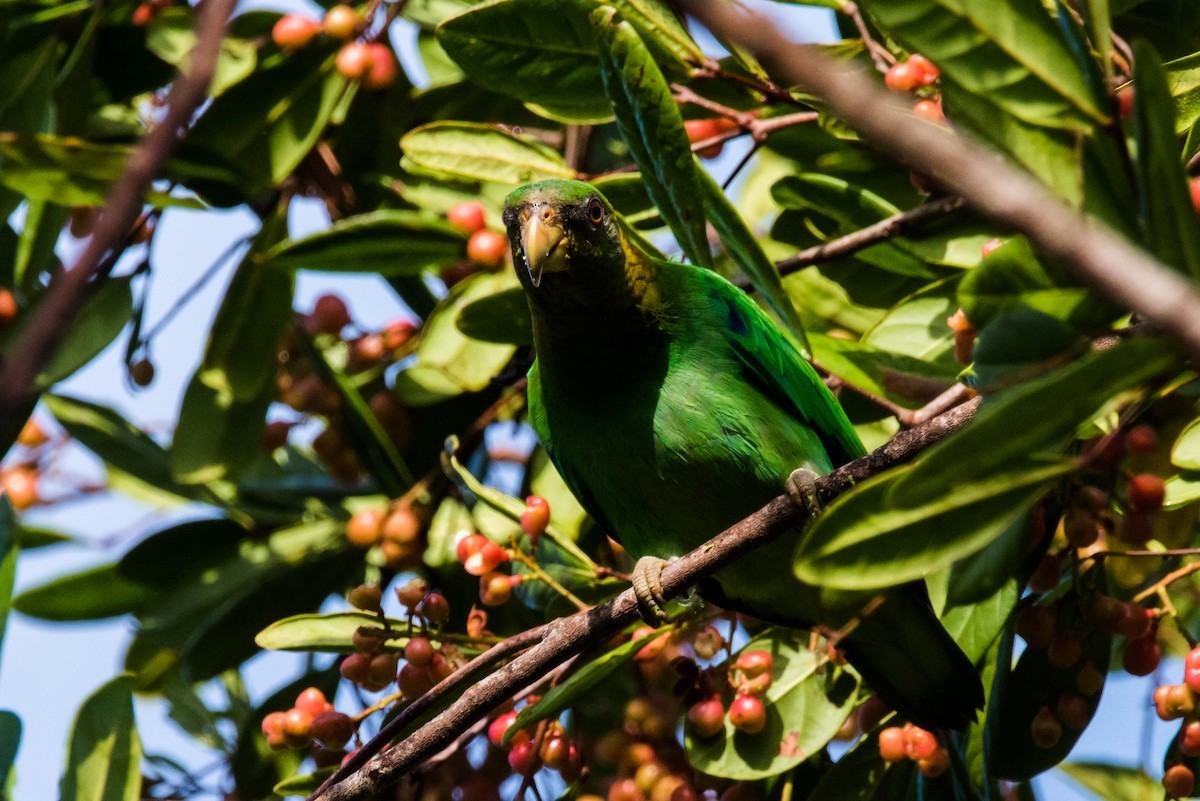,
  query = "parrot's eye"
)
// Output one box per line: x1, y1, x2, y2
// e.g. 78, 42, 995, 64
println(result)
586, 200, 604, 225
